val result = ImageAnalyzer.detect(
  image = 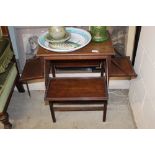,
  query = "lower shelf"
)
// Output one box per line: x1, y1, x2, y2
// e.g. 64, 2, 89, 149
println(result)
45, 77, 108, 102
